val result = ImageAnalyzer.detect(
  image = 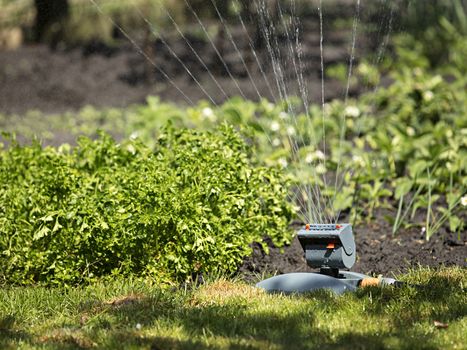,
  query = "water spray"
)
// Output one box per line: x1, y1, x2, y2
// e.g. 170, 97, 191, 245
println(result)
257, 224, 400, 294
